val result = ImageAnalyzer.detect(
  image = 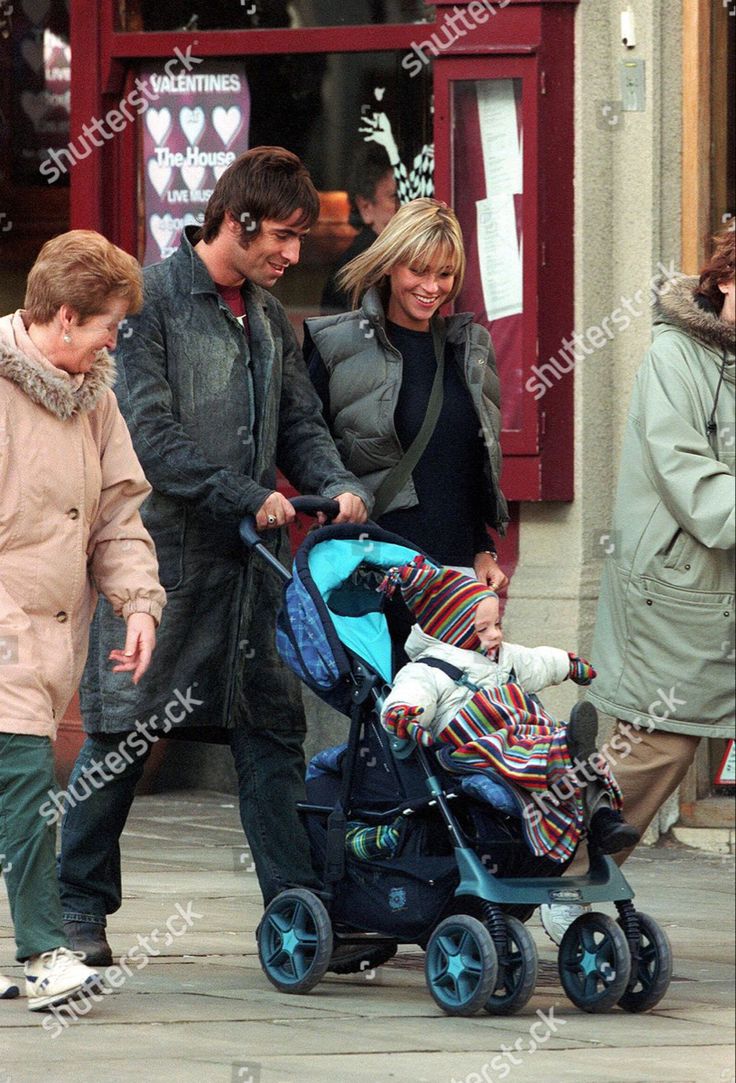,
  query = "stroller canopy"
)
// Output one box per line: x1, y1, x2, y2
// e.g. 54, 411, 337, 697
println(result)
276, 523, 428, 712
